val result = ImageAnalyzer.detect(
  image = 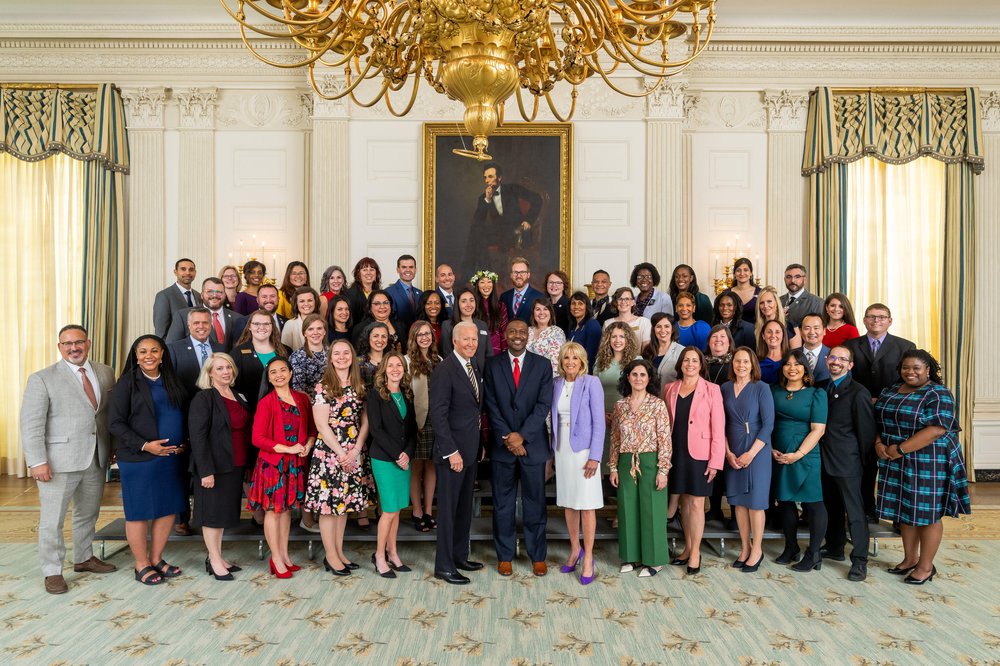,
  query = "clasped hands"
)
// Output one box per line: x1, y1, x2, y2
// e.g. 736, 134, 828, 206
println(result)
144, 439, 186, 456
772, 449, 804, 465
875, 441, 903, 461
726, 450, 756, 470
503, 432, 527, 457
